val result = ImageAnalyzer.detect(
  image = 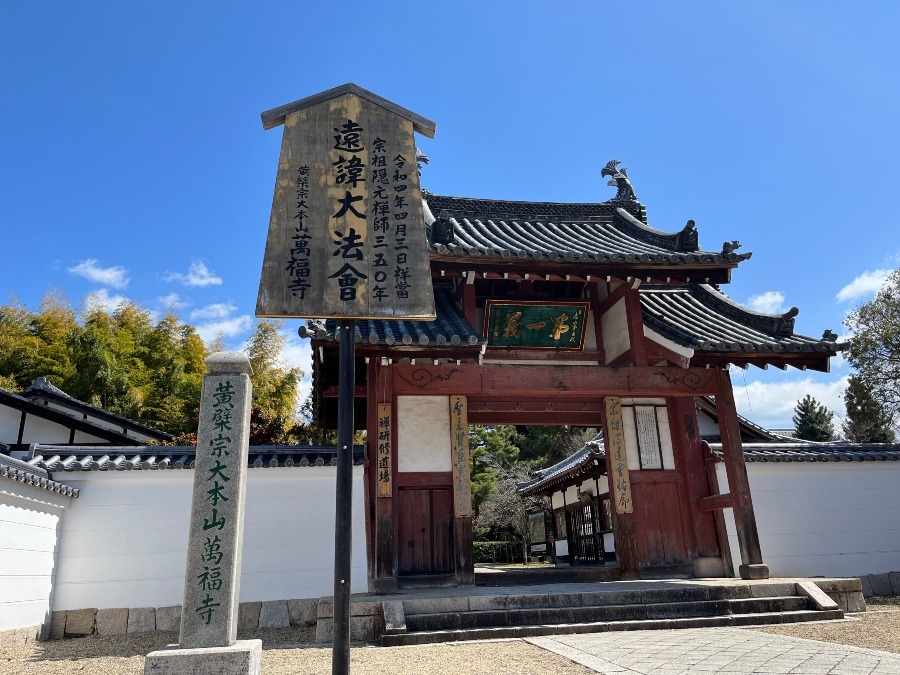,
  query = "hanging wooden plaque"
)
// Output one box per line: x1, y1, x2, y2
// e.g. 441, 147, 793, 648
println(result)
605, 396, 633, 514
449, 395, 472, 518
256, 84, 436, 320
